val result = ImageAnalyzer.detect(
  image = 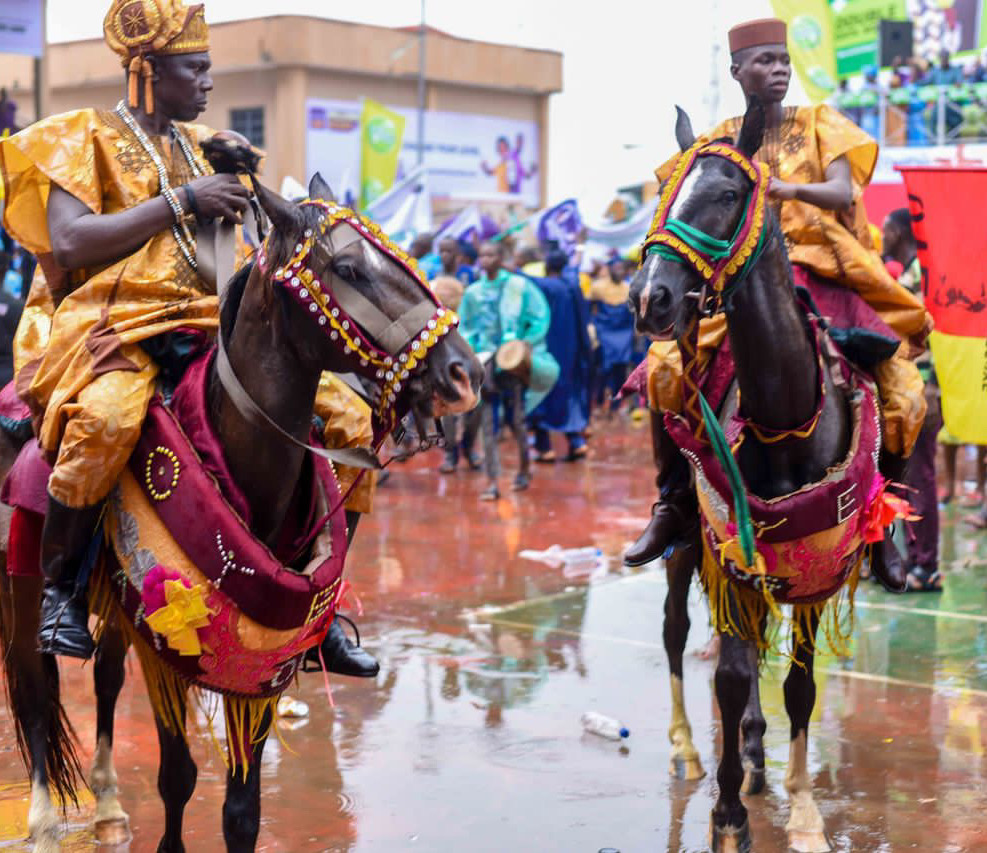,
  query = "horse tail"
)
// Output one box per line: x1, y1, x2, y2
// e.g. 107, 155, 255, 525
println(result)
0, 509, 85, 809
